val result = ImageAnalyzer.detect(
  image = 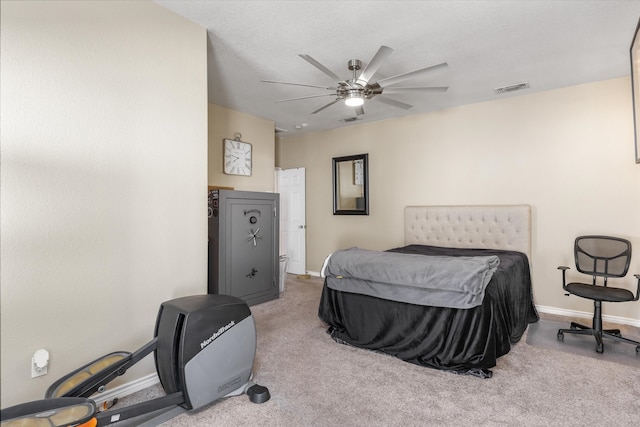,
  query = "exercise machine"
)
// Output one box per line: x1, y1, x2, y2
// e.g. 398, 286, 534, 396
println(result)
1, 294, 270, 426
